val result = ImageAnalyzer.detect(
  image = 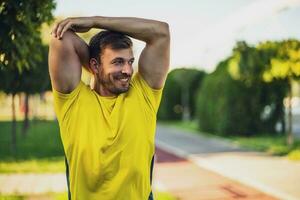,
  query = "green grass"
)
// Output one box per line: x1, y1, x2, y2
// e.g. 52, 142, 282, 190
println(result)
155, 191, 177, 200
0, 192, 67, 200
0, 191, 176, 200
0, 120, 65, 173
0, 196, 23, 200
159, 120, 199, 132
288, 149, 300, 160
229, 135, 300, 156
0, 157, 65, 173
159, 120, 300, 159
